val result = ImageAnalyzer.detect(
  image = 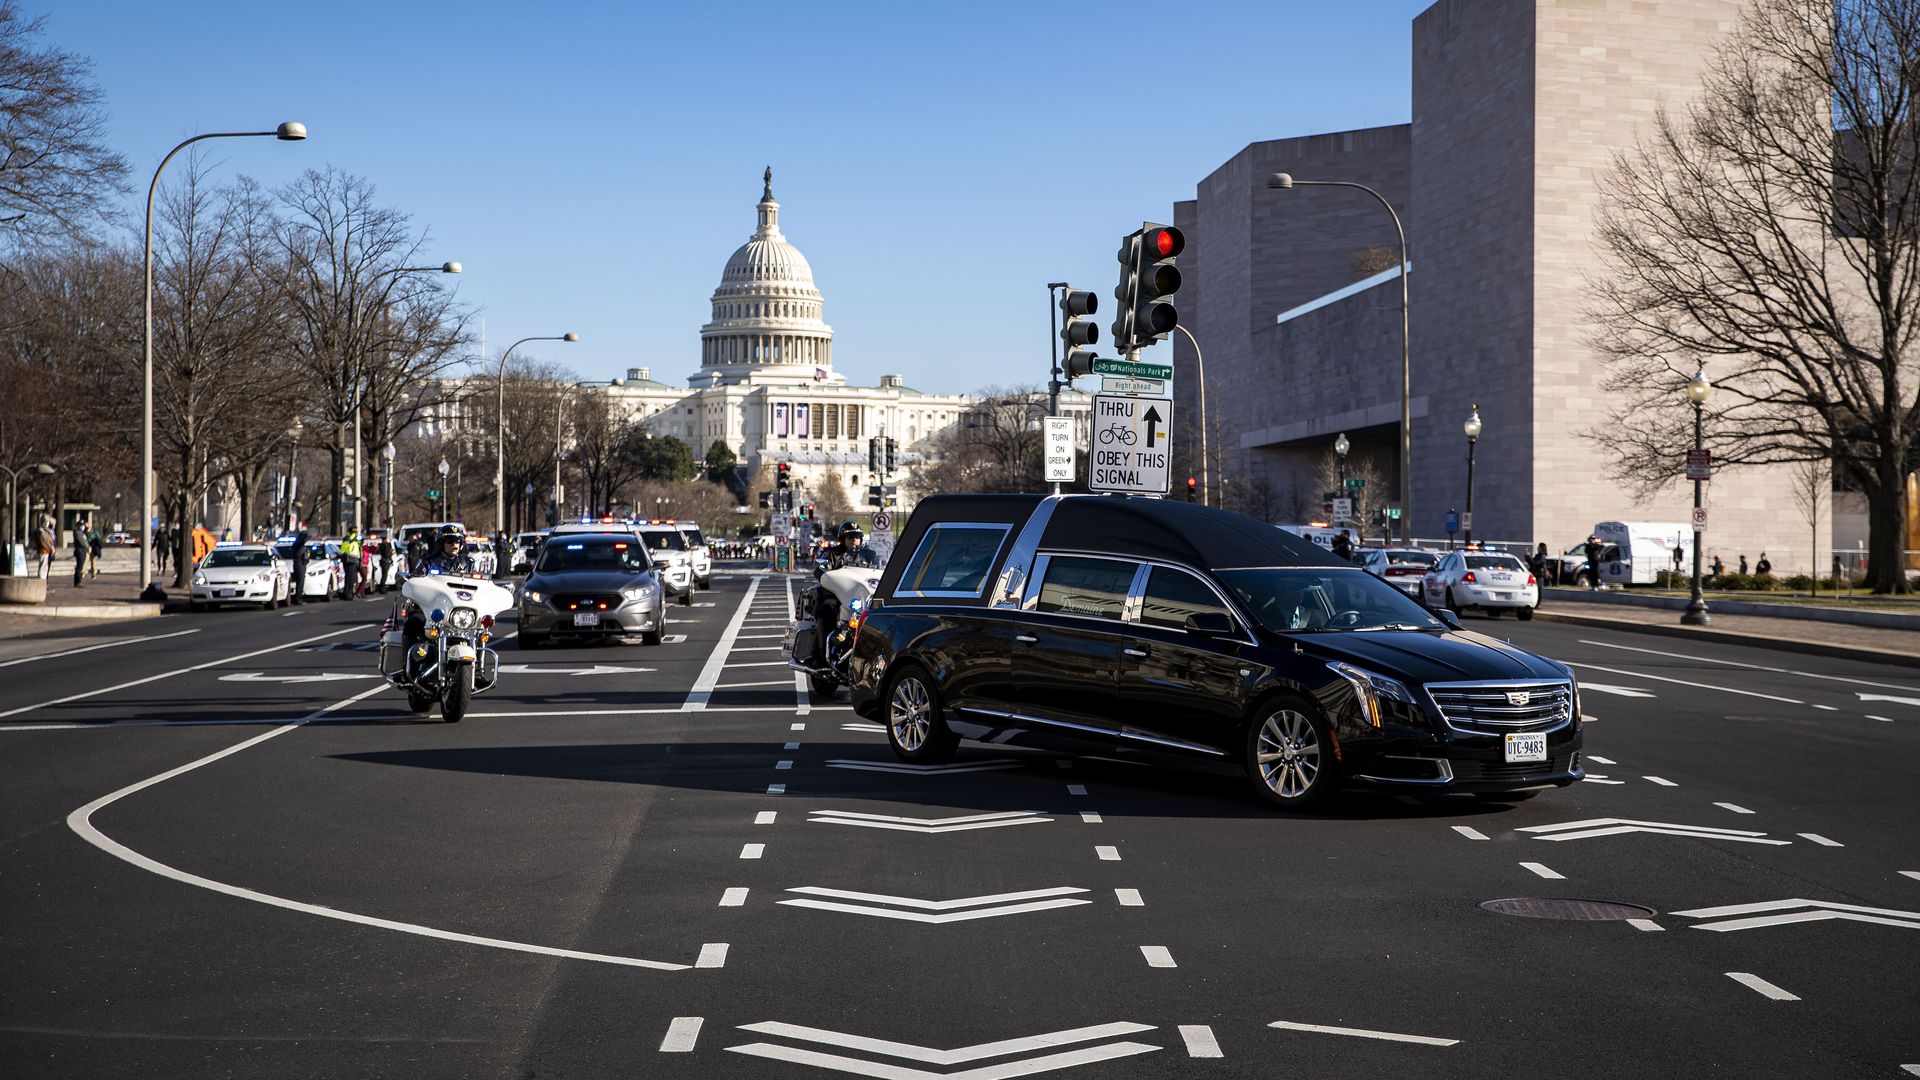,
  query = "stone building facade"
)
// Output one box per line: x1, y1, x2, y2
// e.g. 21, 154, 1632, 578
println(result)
1174, 0, 1827, 567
